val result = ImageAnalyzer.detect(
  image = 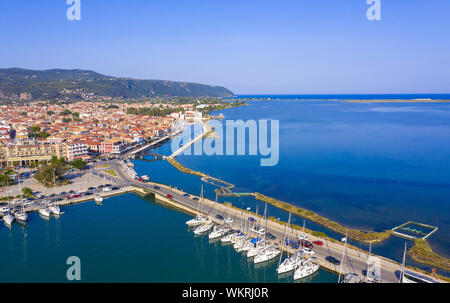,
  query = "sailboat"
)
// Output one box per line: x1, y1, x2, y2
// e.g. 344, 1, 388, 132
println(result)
277, 212, 303, 275
247, 203, 270, 258
193, 187, 214, 235
93, 167, 104, 204
186, 185, 208, 227
14, 168, 28, 224
298, 219, 308, 241
253, 203, 281, 264
293, 258, 319, 280
48, 172, 61, 215
3, 192, 14, 227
